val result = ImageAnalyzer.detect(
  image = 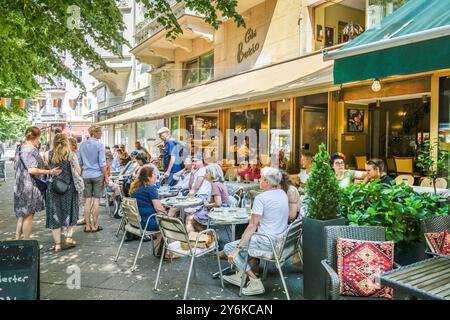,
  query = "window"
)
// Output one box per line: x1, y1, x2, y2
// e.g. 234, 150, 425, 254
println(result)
439, 76, 450, 154
183, 52, 214, 87
140, 63, 150, 74
270, 100, 291, 170
367, 0, 410, 29
97, 86, 106, 103
74, 65, 83, 79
